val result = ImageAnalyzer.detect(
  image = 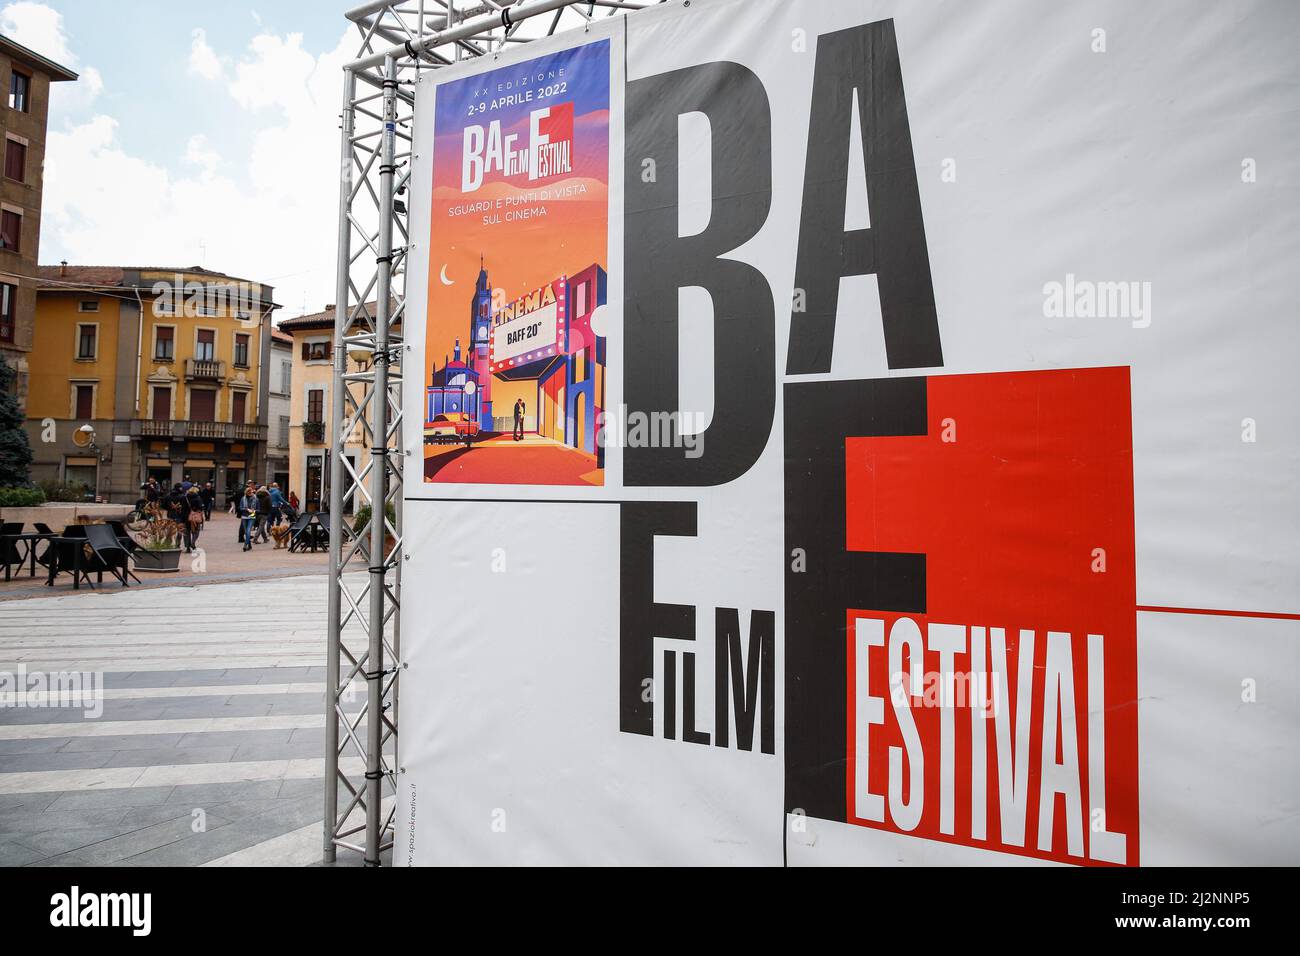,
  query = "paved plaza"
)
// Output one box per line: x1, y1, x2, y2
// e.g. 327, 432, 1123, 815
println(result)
0, 569, 385, 866
0, 513, 330, 603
